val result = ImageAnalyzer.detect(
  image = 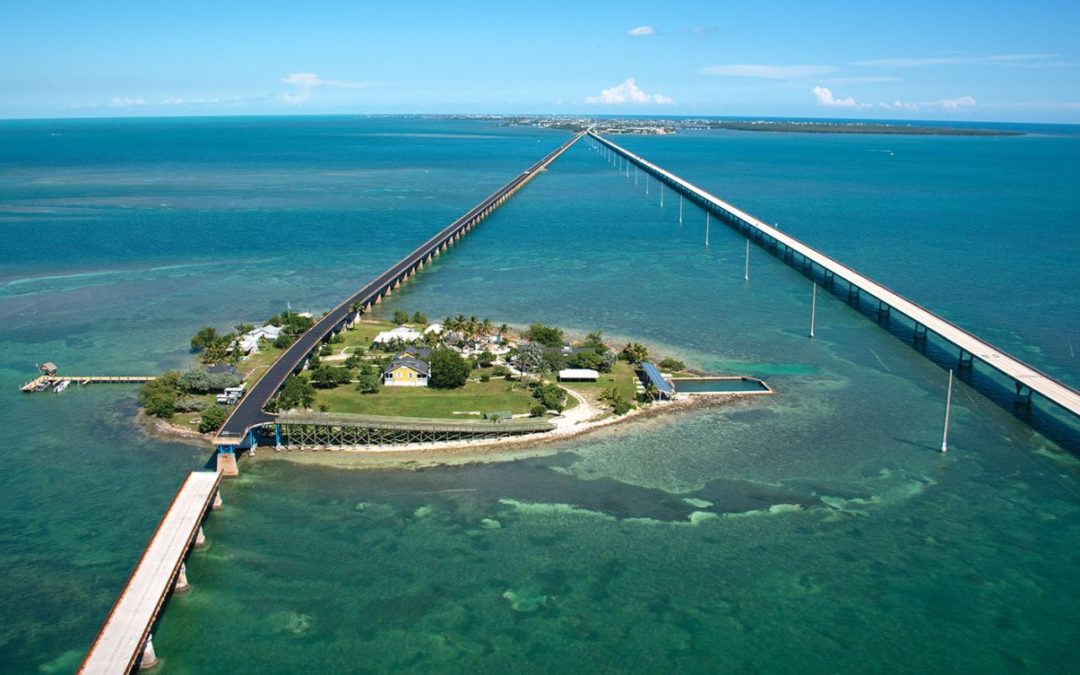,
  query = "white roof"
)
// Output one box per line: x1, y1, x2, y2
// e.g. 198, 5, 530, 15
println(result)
559, 369, 599, 379
373, 326, 422, 343
248, 325, 283, 340
424, 323, 443, 334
